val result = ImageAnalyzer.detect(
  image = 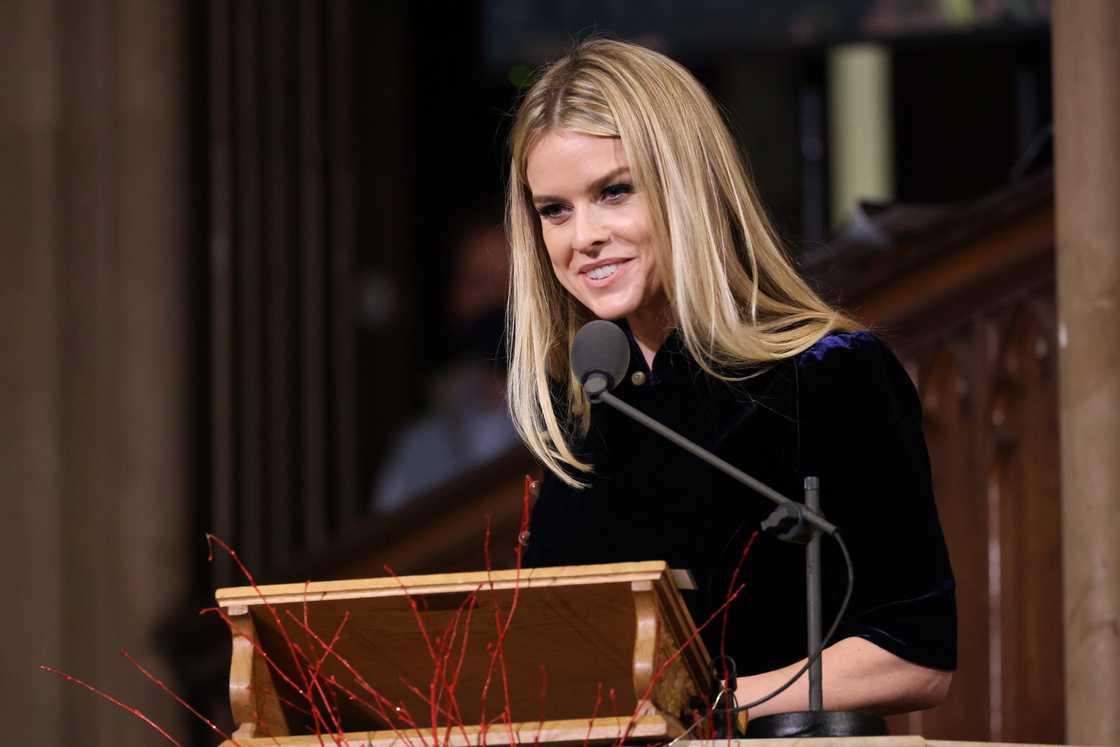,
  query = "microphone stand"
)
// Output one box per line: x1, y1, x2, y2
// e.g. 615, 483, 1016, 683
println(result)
805, 476, 824, 713
586, 378, 886, 738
